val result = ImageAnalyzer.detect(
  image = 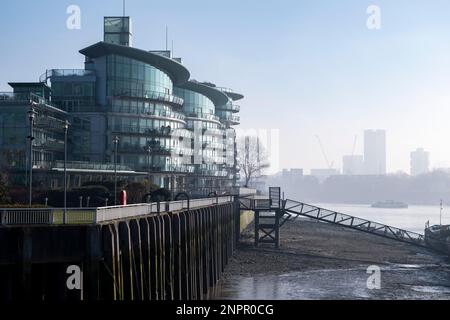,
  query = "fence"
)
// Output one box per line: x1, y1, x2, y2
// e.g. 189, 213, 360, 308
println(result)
0, 196, 234, 226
